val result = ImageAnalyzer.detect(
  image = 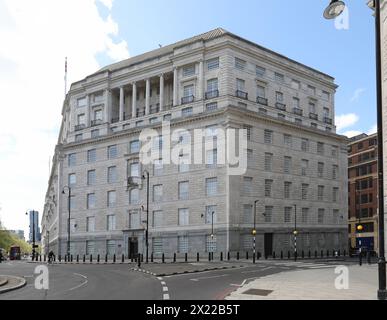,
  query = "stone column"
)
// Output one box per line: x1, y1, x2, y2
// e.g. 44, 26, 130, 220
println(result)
105, 89, 111, 123
145, 78, 150, 115
173, 67, 178, 106
132, 82, 137, 119
198, 60, 204, 100
119, 87, 124, 122
159, 74, 164, 111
